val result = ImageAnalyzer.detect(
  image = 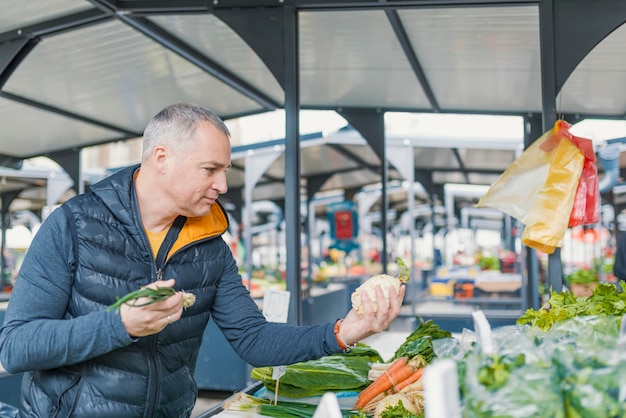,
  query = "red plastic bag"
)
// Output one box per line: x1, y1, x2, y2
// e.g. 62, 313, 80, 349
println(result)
568, 135, 599, 227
